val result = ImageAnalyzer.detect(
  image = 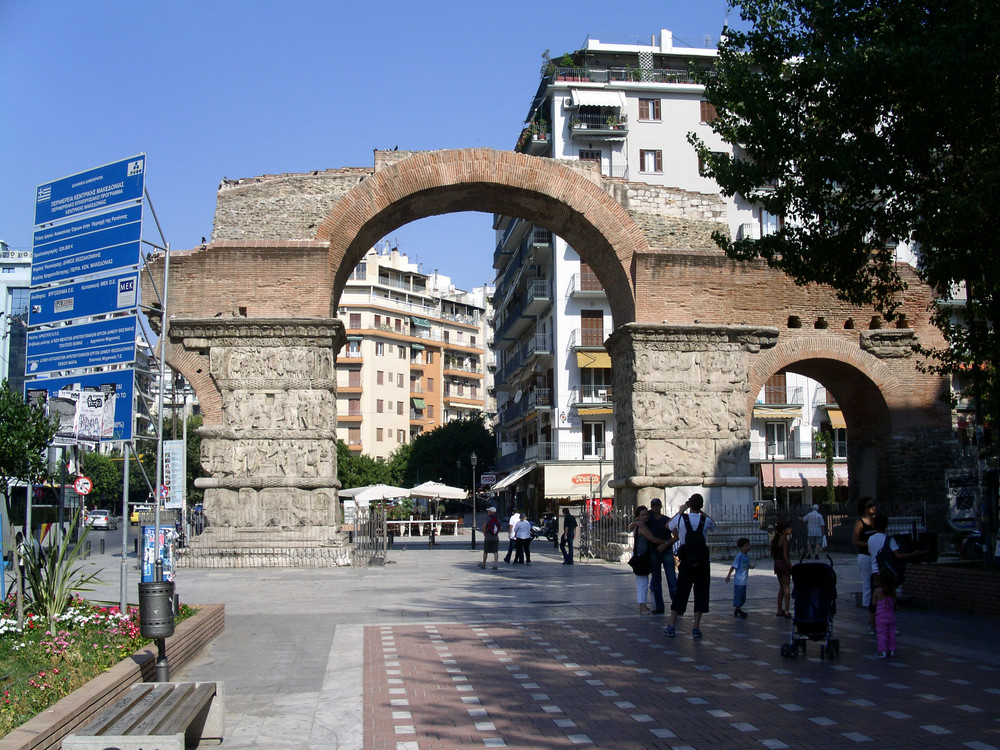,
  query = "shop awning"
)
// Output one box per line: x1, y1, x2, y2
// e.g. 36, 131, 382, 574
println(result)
410, 316, 431, 328
492, 464, 535, 491
411, 397, 426, 409
410, 343, 425, 351
828, 409, 847, 429
569, 89, 625, 109
576, 351, 611, 368
347, 335, 363, 341
760, 463, 849, 488
578, 408, 613, 415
